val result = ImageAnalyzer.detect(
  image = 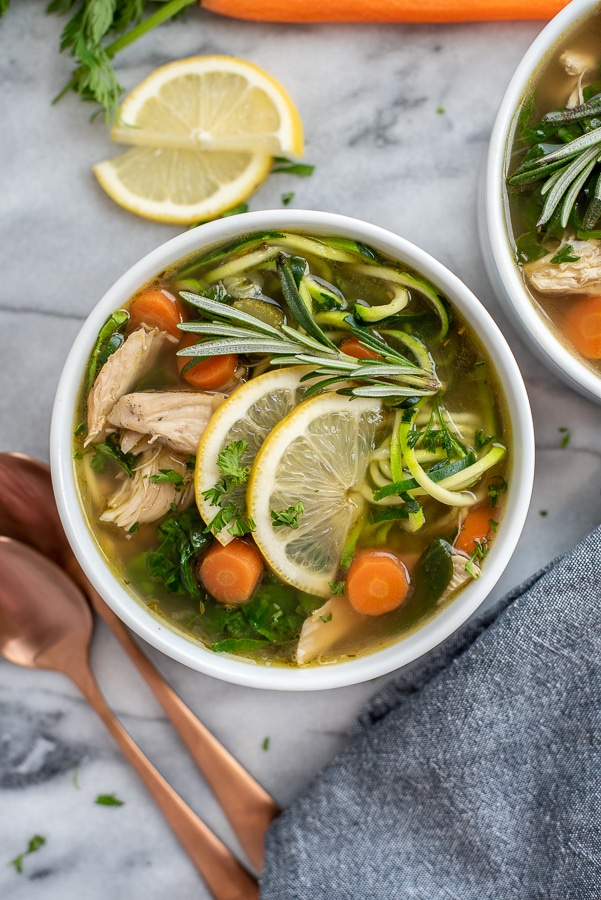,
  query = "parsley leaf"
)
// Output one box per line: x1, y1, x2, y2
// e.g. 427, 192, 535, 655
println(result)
8, 835, 46, 874
150, 469, 185, 491
206, 502, 255, 537
90, 434, 136, 477
328, 579, 346, 595
144, 507, 210, 597
217, 440, 250, 485
487, 475, 508, 509
271, 156, 315, 177
550, 244, 581, 264
558, 426, 571, 448
270, 501, 304, 529
95, 793, 124, 807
